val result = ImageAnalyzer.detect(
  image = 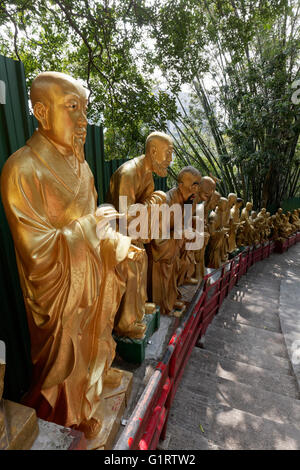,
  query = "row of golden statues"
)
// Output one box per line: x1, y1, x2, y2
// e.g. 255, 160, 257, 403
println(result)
1, 72, 299, 441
